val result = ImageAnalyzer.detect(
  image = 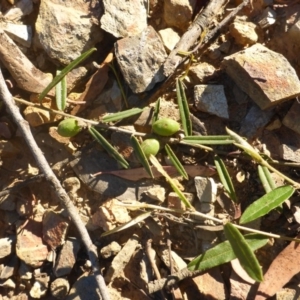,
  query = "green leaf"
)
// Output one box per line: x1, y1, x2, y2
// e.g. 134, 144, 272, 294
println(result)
55, 70, 67, 111
130, 136, 154, 178
224, 223, 263, 282
258, 165, 276, 193
214, 155, 238, 203
88, 126, 129, 169
39, 48, 96, 101
183, 135, 234, 145
101, 211, 151, 237
149, 155, 193, 209
152, 98, 161, 123
176, 79, 192, 136
240, 185, 295, 224
102, 108, 144, 122
188, 233, 268, 272
165, 144, 188, 180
